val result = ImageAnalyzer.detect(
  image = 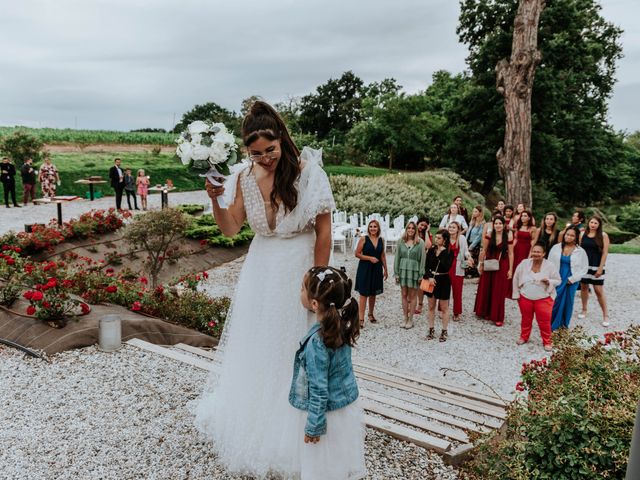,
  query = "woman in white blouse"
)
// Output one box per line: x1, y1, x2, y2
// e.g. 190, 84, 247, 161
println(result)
512, 243, 561, 351
439, 204, 468, 233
